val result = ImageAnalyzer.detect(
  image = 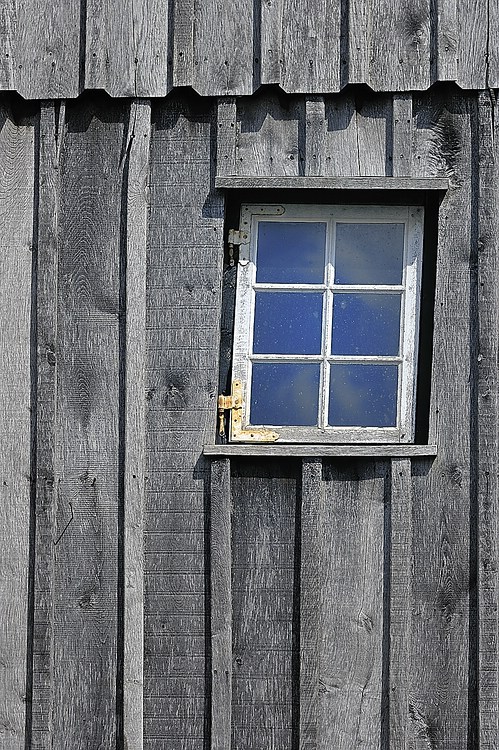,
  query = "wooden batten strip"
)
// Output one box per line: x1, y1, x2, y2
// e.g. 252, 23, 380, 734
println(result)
31, 102, 61, 750
392, 94, 413, 178
389, 457, 412, 749
215, 175, 449, 190
210, 458, 232, 750
299, 457, 324, 750
123, 100, 150, 750
173, 0, 195, 87
305, 97, 326, 176
477, 90, 499, 750
204, 444, 437, 458
216, 97, 237, 177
